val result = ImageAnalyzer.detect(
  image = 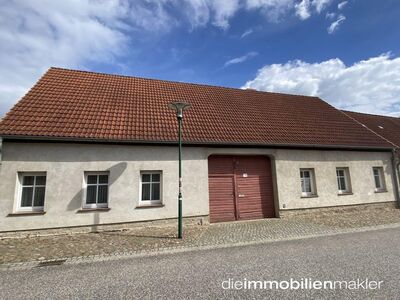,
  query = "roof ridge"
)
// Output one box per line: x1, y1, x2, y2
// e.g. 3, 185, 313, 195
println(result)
49, 67, 320, 100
